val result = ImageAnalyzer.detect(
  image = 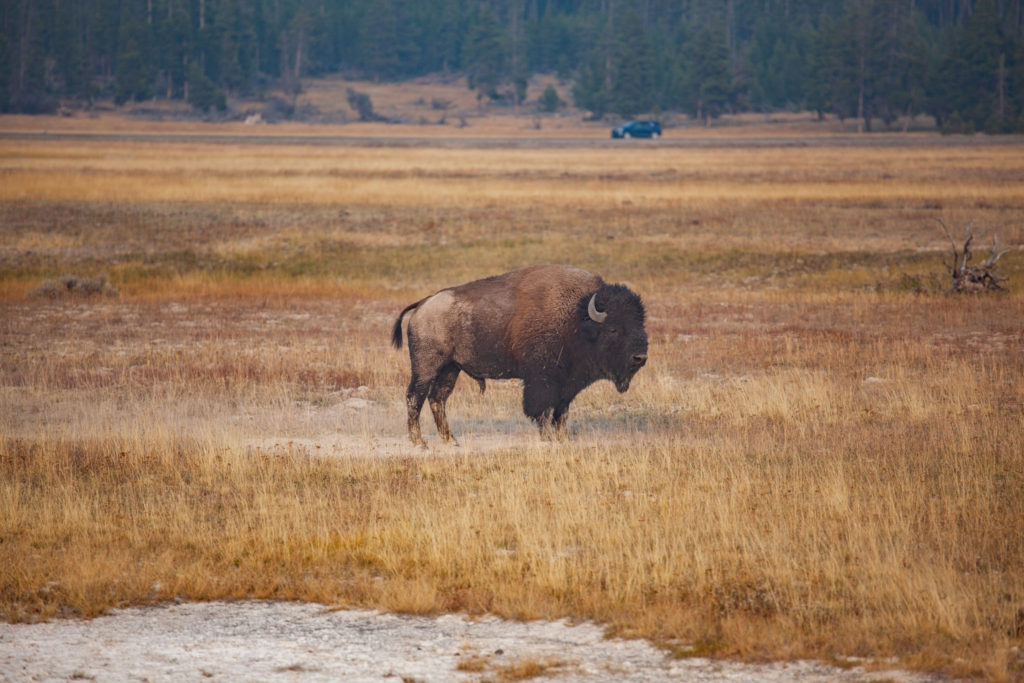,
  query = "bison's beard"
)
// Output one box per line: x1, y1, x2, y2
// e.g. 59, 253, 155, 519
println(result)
614, 372, 636, 393
614, 359, 646, 393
